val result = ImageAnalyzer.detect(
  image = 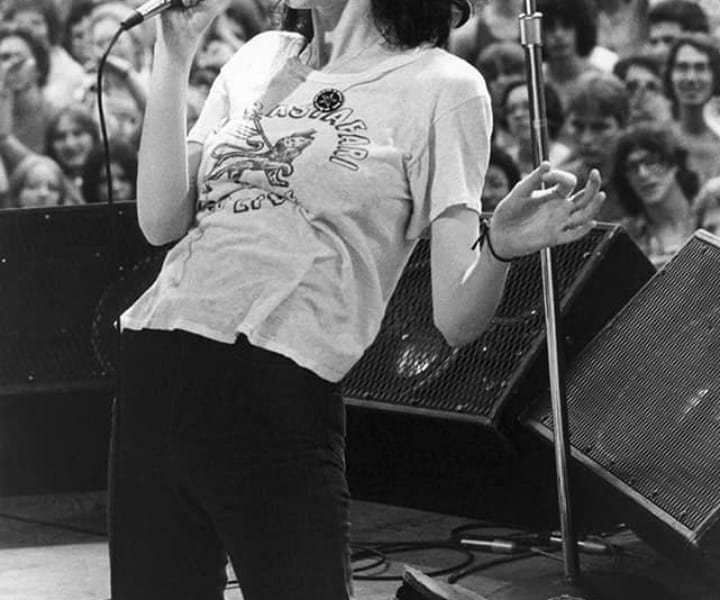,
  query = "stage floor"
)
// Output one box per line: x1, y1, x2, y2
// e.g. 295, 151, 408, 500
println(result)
0, 491, 717, 600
